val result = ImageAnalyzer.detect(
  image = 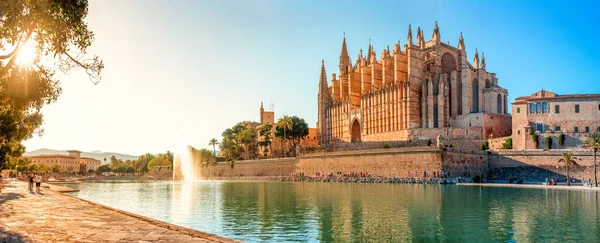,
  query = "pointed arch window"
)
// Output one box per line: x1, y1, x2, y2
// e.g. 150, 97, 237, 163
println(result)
472, 79, 479, 113
497, 94, 502, 113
